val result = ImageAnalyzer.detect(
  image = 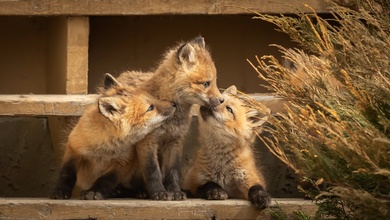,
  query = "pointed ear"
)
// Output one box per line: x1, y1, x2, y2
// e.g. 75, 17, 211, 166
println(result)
192, 36, 205, 48
104, 73, 122, 90
246, 108, 270, 129
224, 85, 237, 95
98, 96, 124, 121
177, 43, 196, 65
